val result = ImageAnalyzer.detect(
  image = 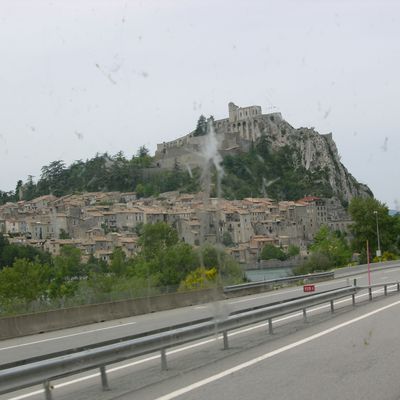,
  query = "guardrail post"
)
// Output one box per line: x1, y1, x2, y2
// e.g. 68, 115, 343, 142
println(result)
384, 285, 388, 296
161, 349, 168, 370
268, 318, 273, 334
369, 287, 372, 301
302, 308, 307, 322
352, 293, 356, 306
223, 331, 229, 350
353, 278, 357, 287
43, 380, 53, 400
330, 300, 334, 313
397, 283, 400, 292
100, 365, 110, 391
